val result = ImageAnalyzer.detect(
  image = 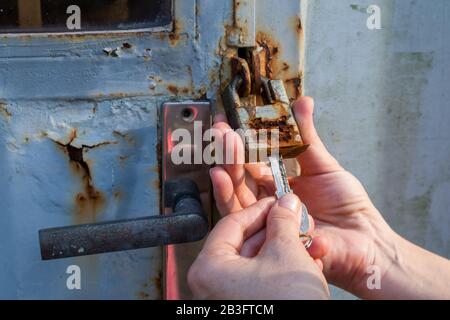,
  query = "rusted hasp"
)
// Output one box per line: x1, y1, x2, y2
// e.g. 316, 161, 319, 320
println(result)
39, 179, 209, 260
222, 58, 308, 162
